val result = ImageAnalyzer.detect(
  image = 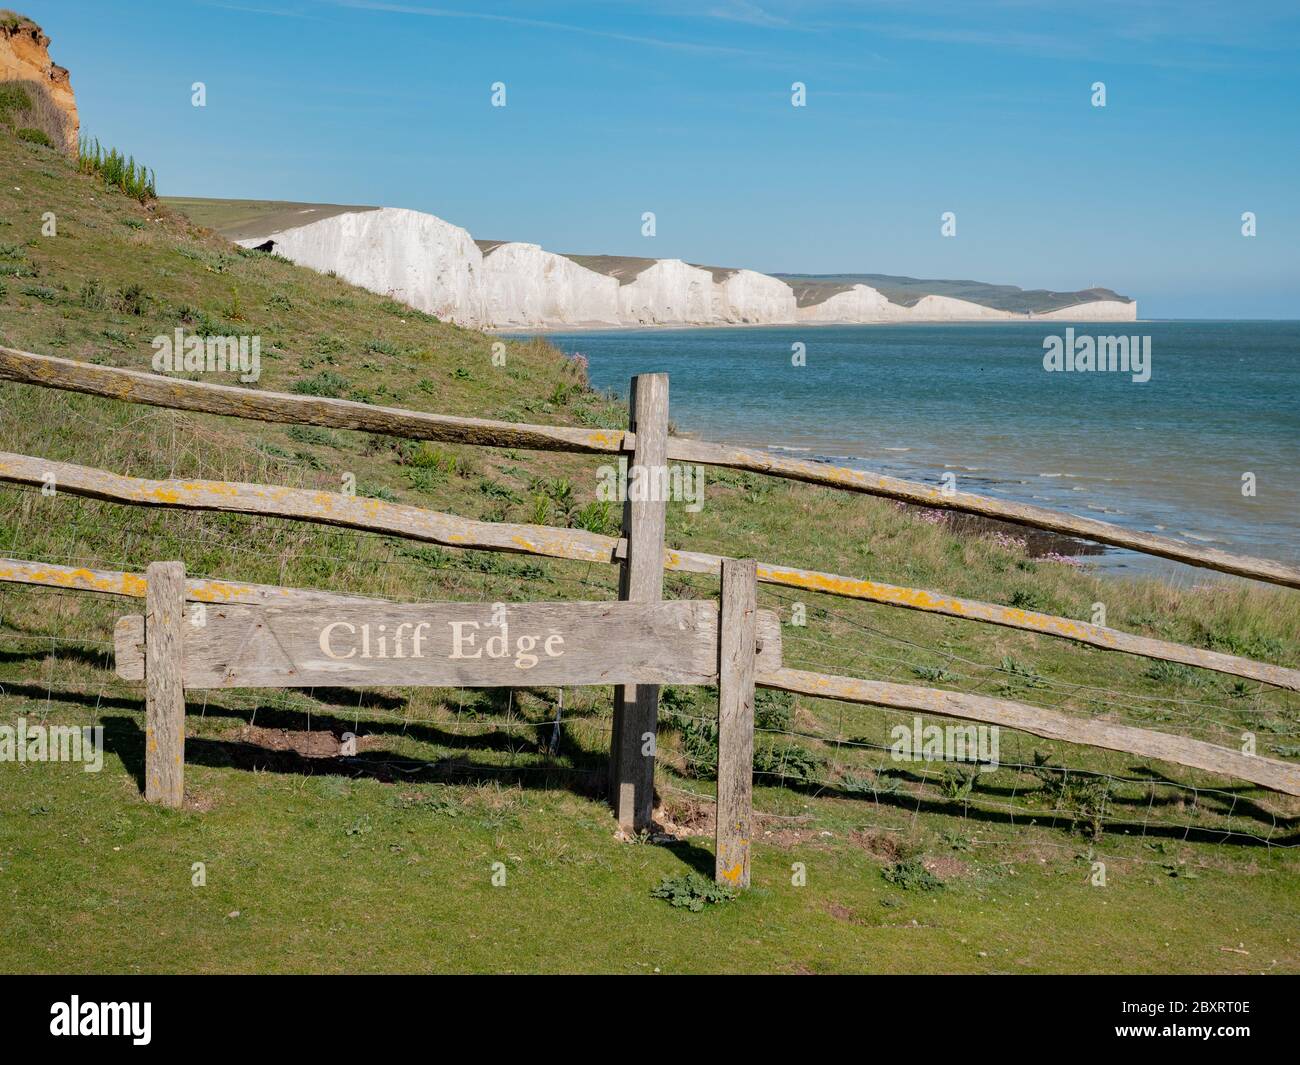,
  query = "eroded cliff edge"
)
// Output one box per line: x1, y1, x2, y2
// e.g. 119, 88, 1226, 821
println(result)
0, 11, 78, 153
